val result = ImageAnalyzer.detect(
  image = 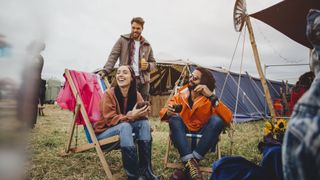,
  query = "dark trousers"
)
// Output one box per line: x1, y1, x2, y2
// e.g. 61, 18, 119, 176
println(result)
169, 115, 226, 161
